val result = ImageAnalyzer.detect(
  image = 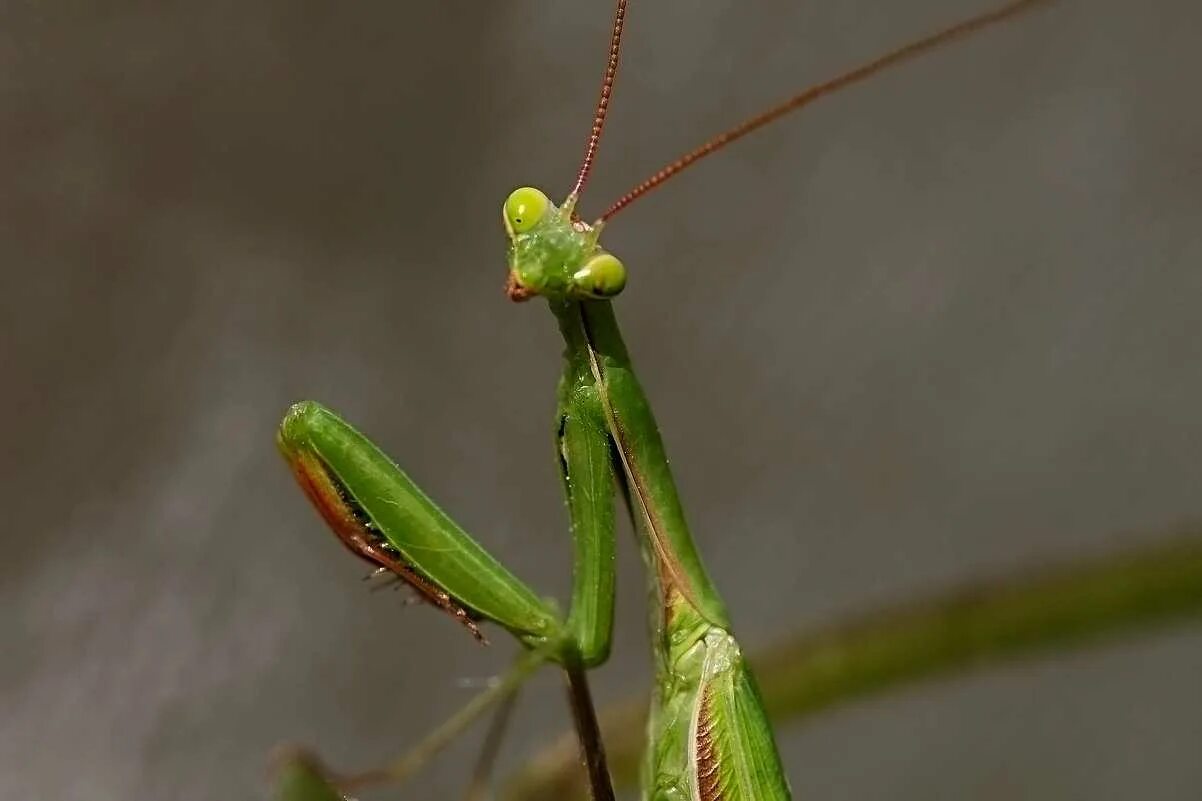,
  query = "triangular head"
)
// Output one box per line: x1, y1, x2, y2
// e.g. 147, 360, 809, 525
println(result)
502, 187, 627, 302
